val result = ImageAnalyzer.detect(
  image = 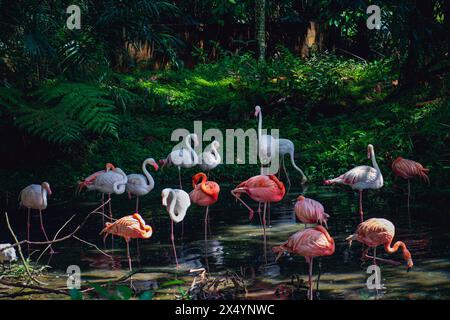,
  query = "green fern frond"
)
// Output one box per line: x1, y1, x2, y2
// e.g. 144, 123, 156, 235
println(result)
0, 82, 119, 144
